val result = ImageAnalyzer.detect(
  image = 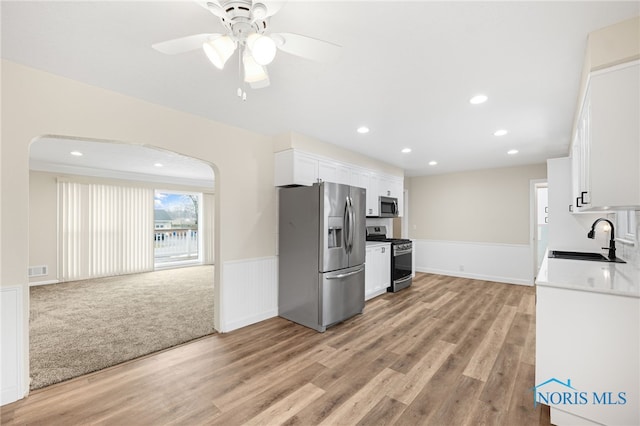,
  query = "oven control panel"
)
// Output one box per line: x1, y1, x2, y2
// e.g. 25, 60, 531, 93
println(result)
394, 242, 412, 252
